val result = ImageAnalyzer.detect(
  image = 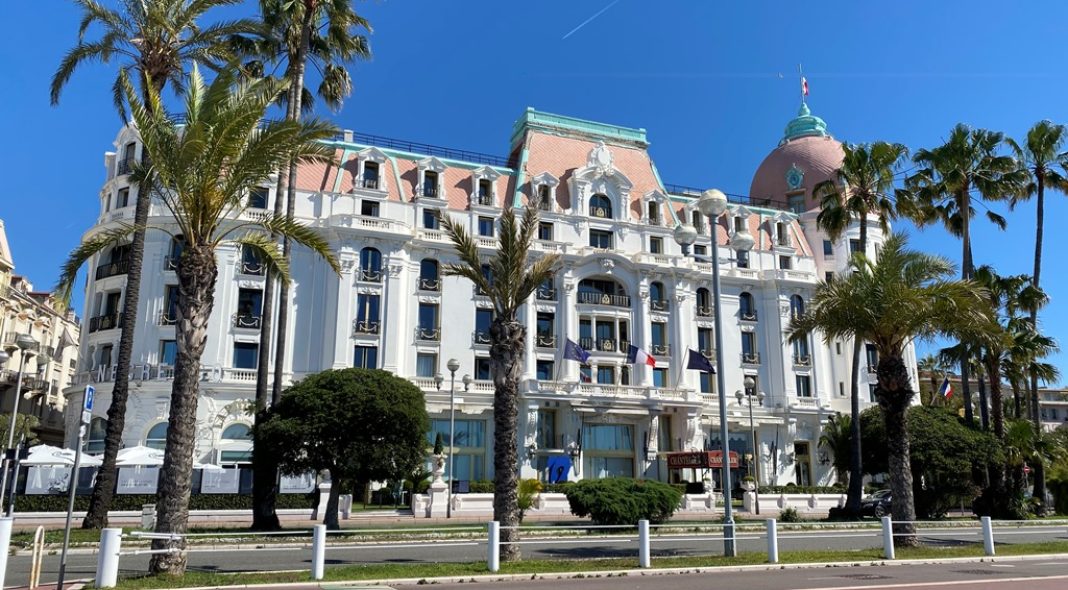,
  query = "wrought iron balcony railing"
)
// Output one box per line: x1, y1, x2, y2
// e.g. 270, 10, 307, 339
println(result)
651, 343, 670, 356
89, 313, 122, 333
358, 177, 380, 189
793, 354, 812, 367
473, 330, 491, 345
577, 291, 630, 308
742, 352, 761, 365
233, 314, 262, 330
95, 259, 130, 280
740, 310, 758, 321
358, 268, 383, 283
238, 261, 266, 276
536, 333, 557, 348
353, 319, 380, 335
536, 287, 557, 301
418, 277, 441, 291
415, 326, 441, 342
158, 312, 177, 326
578, 337, 629, 353
116, 157, 135, 176
650, 299, 669, 312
